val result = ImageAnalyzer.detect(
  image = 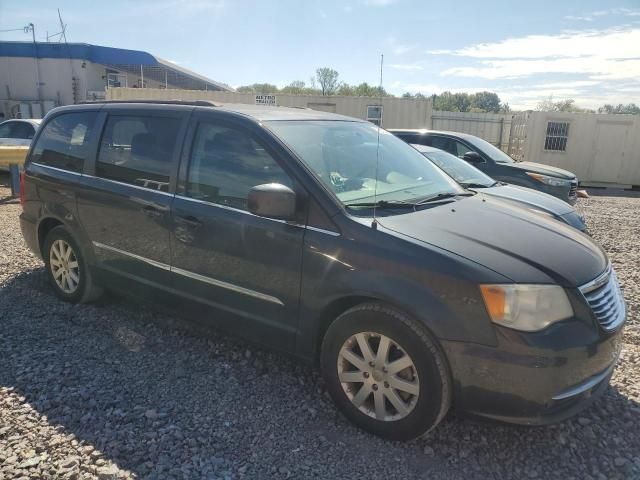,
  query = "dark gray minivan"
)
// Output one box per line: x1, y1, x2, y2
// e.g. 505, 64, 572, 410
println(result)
20, 101, 625, 440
